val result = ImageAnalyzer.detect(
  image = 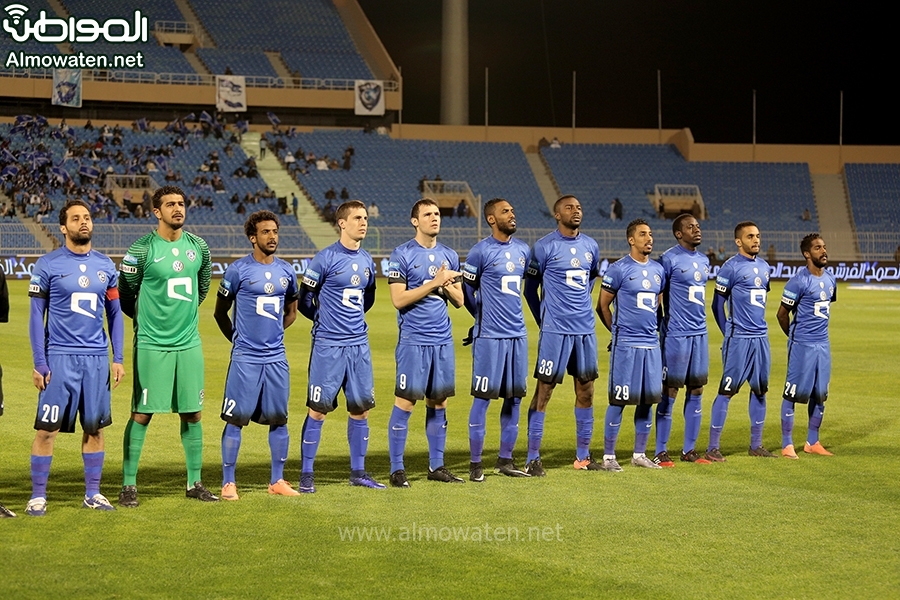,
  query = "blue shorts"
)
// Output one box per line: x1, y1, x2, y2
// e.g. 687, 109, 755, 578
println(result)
308, 343, 375, 414
533, 332, 599, 384
395, 343, 455, 401
471, 337, 528, 399
221, 360, 290, 426
608, 345, 663, 406
783, 341, 830, 404
35, 354, 111, 434
663, 334, 709, 390
719, 336, 770, 396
